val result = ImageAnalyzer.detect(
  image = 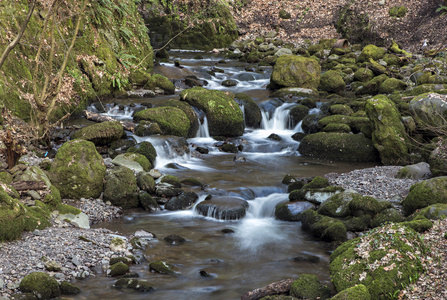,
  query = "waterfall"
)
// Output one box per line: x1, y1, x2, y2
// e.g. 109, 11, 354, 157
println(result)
196, 116, 210, 138
261, 103, 296, 130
